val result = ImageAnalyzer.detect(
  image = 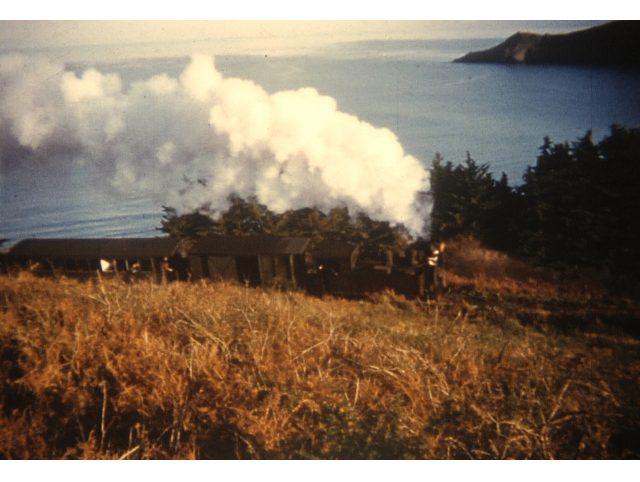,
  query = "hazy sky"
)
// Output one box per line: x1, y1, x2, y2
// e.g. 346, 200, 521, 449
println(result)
1, 0, 628, 59
2, 20, 608, 47
0, 20, 611, 61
